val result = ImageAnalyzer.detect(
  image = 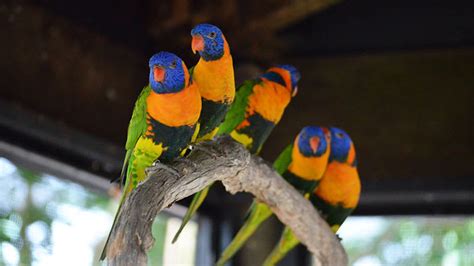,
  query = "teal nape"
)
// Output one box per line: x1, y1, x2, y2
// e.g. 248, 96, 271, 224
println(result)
0, 157, 199, 266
